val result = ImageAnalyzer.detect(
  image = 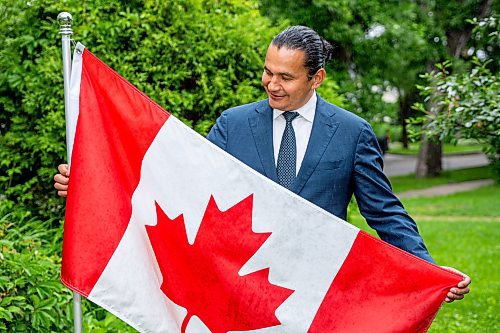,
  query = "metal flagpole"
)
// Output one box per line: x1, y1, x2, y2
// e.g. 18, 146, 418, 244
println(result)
57, 12, 83, 333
